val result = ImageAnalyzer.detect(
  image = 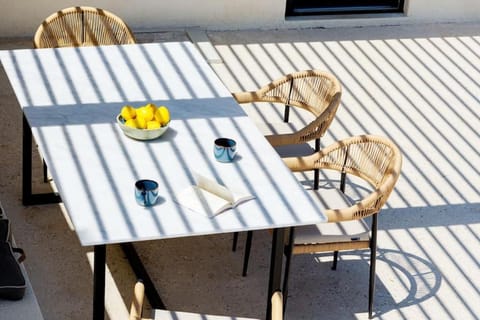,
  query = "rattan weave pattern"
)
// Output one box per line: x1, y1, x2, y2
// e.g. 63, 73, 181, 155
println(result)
284, 134, 402, 223
33, 6, 136, 48
232, 70, 342, 146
